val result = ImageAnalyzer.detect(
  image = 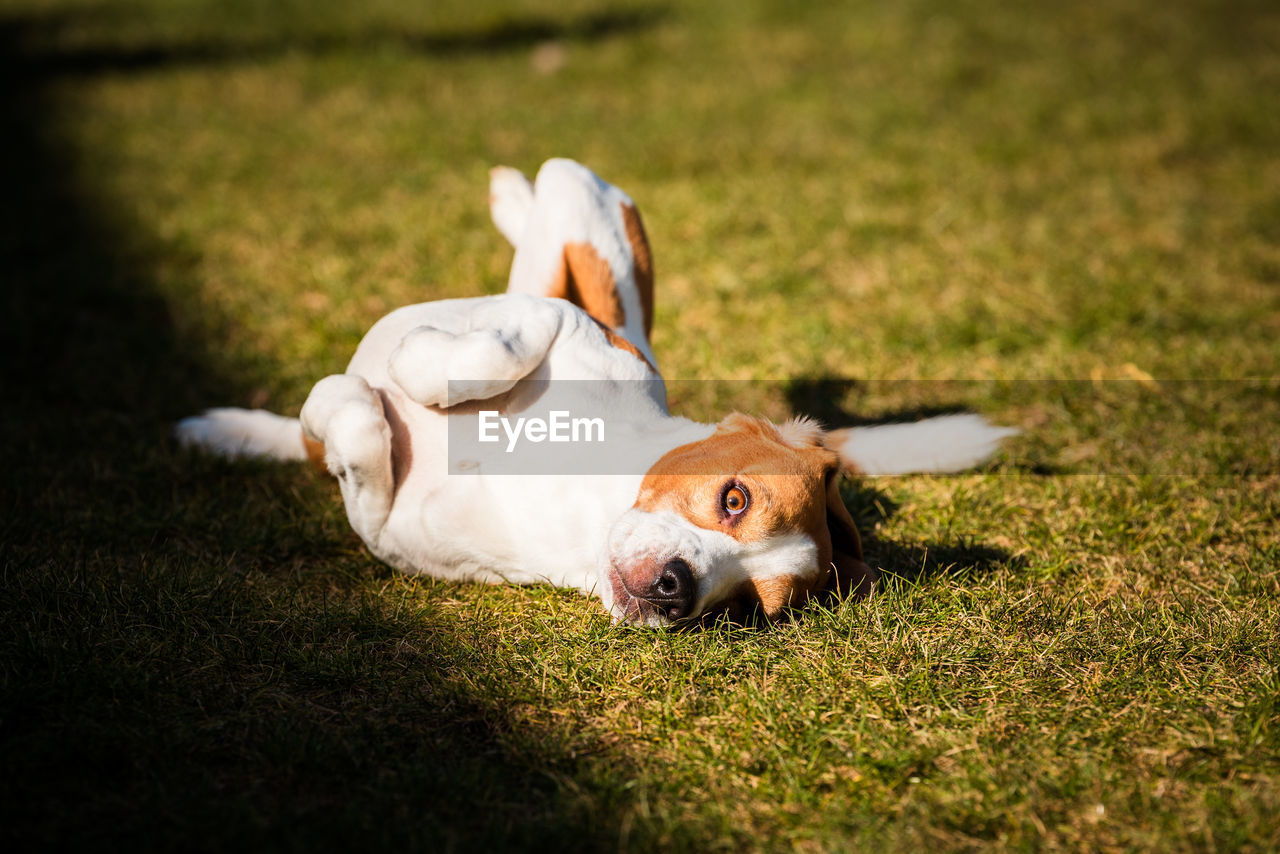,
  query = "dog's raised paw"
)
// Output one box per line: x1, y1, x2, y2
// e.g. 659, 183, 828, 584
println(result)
489, 165, 534, 246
